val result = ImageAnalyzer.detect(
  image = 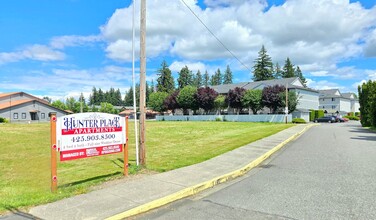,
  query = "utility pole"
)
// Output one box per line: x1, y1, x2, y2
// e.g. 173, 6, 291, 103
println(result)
285, 83, 288, 124
139, 0, 146, 165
